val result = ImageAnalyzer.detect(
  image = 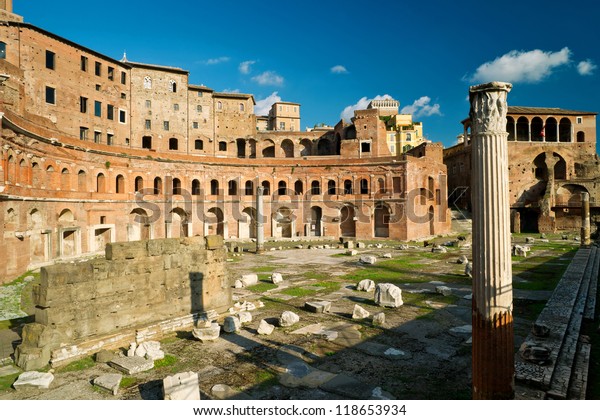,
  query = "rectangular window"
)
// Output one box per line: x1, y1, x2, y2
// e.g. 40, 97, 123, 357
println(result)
145, 100, 151, 108
192, 121, 199, 129
94, 100, 102, 117
79, 127, 88, 141
198, 91, 202, 97
361, 141, 371, 153
174, 103, 179, 111
145, 119, 151, 130
142, 136, 152, 149
120, 92, 126, 99
45, 86, 56, 104
107, 133, 113, 145
163, 121, 170, 130
95, 61, 101, 76
197, 105, 202, 112
107, 66, 114, 81
120, 71, 126, 84
279, 122, 285, 130
80, 96, 88, 113
81, 55, 88, 71
107, 104, 114, 120
94, 131, 101, 144
45, 50, 55, 70
95, 84, 101, 91
119, 109, 126, 124
577, 116, 583, 124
